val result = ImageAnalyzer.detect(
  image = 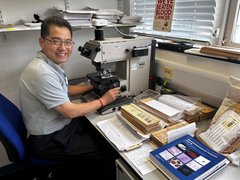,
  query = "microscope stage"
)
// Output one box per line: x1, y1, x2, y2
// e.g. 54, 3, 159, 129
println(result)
98, 96, 133, 115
